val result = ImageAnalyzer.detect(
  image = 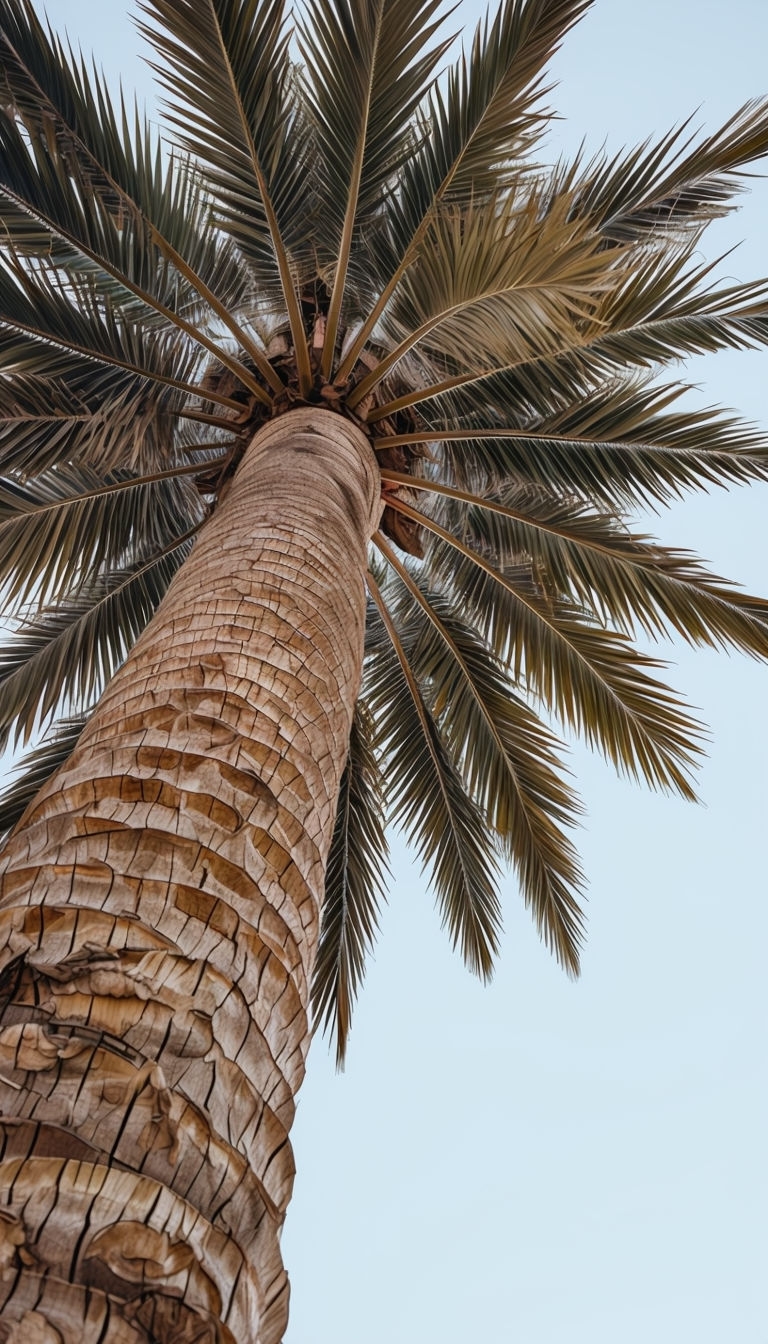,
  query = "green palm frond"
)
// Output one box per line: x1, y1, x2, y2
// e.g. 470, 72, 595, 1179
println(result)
0, 97, 249, 324
0, 250, 223, 418
0, 380, 122, 478
568, 235, 768, 386
313, 702, 390, 1067
337, 0, 591, 379
0, 530, 197, 747
412, 380, 768, 506
376, 535, 585, 968
387, 500, 705, 798
587, 255, 768, 368
0, 714, 87, 840
0, 358, 227, 478
367, 575, 502, 977
569, 100, 768, 243
0, 3, 273, 393
0, 122, 268, 405
385, 474, 768, 654
137, 0, 311, 384
0, 465, 205, 612
298, 0, 450, 373
434, 0, 591, 195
